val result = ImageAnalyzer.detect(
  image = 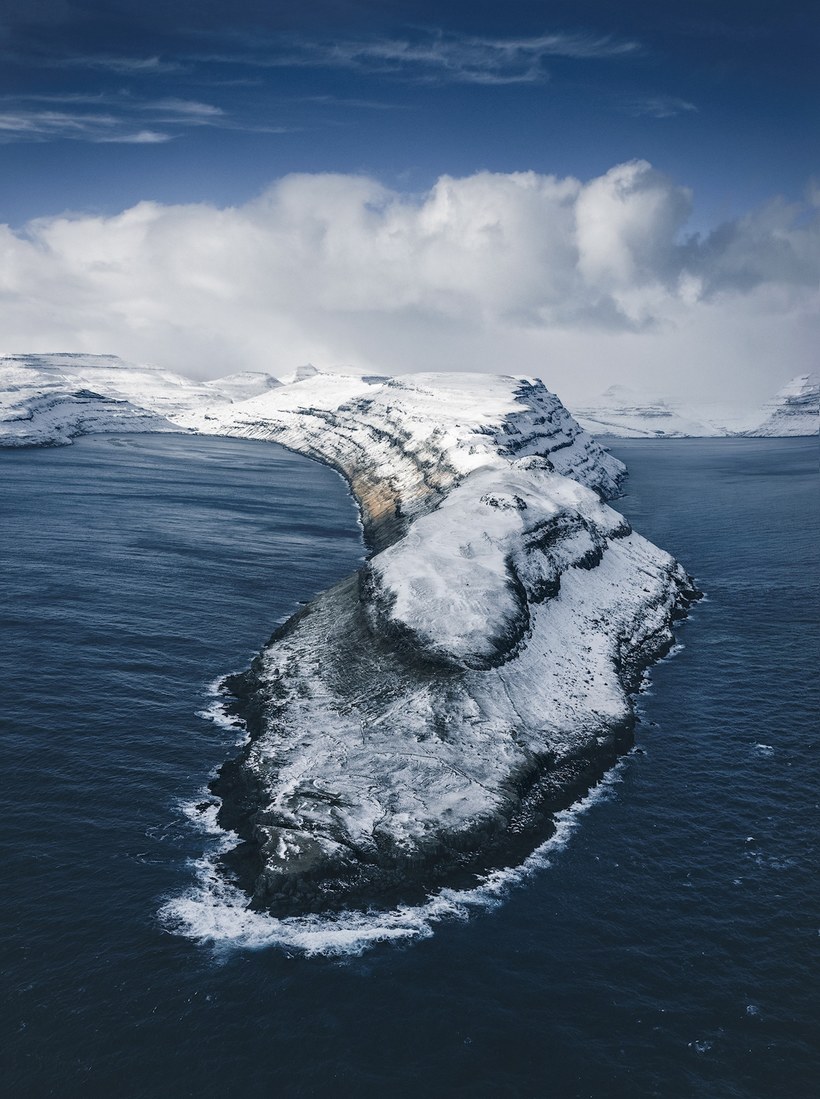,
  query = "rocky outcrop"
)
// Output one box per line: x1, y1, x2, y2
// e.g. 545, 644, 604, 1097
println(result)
1, 355, 699, 916
182, 371, 699, 916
